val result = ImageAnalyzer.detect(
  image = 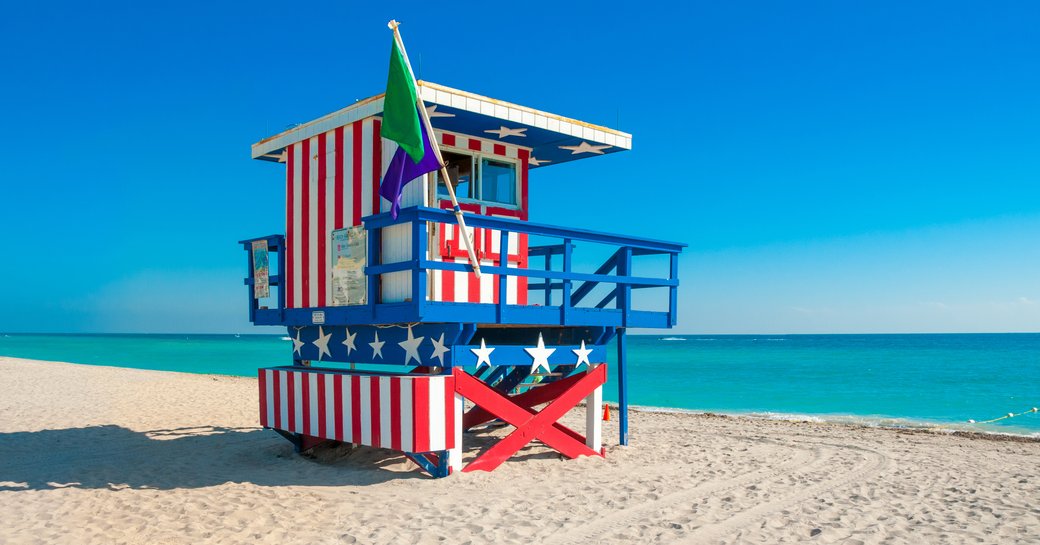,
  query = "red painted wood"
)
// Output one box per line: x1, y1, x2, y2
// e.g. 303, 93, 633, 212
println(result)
316, 132, 327, 306
372, 119, 382, 215
333, 374, 344, 442
286, 371, 296, 433
352, 122, 363, 225
390, 377, 402, 451
454, 366, 606, 473
350, 375, 362, 443
413, 377, 430, 452
301, 371, 311, 436
463, 370, 586, 430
